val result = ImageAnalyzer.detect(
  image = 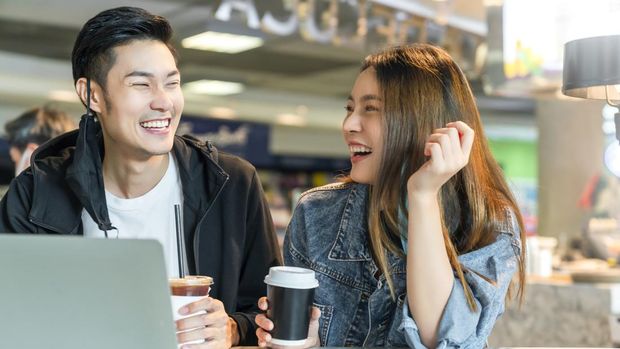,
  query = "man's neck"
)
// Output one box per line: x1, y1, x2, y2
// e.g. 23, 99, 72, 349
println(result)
102, 148, 170, 199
